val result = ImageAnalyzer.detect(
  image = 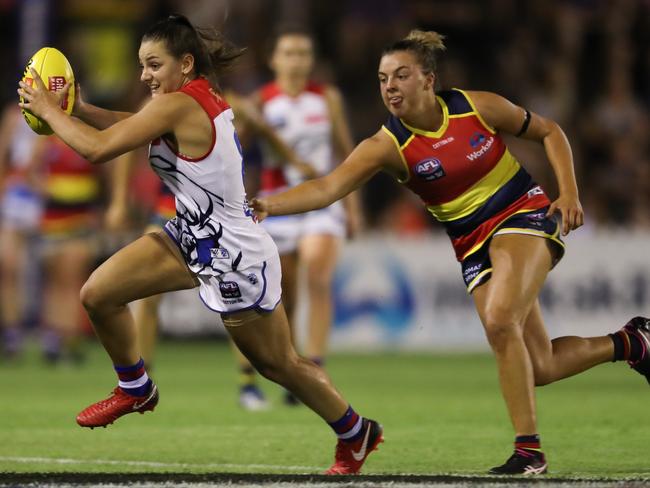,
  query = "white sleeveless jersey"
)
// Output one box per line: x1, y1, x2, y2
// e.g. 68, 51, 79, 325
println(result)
258, 81, 333, 193
149, 78, 277, 276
